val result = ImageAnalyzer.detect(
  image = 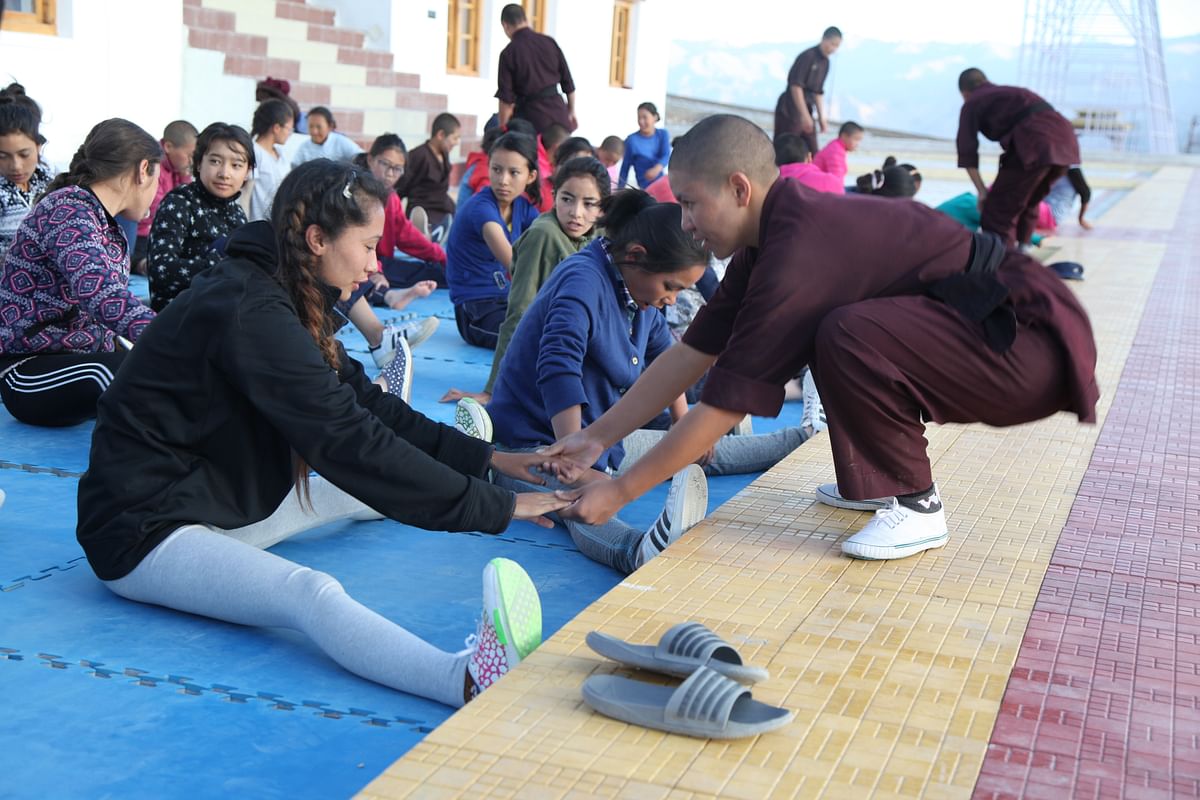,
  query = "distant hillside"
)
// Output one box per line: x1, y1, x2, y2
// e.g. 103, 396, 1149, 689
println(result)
668, 35, 1199, 150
